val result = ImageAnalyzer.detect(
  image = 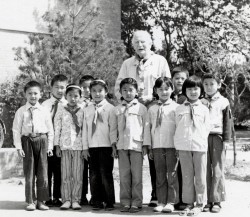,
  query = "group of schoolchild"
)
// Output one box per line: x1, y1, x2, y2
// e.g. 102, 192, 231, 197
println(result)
13, 66, 231, 216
